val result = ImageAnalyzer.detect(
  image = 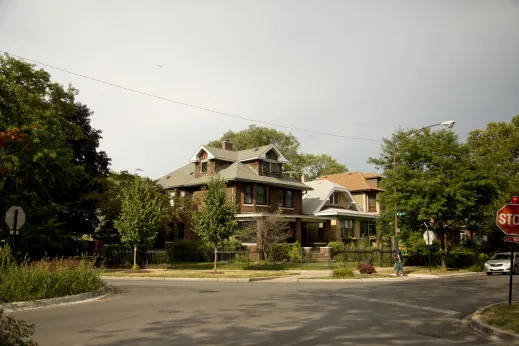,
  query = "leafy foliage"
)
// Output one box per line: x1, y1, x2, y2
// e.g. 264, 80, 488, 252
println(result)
368, 128, 498, 247
0, 309, 38, 346
0, 245, 102, 304
114, 177, 164, 267
0, 54, 110, 257
356, 263, 376, 274
191, 175, 238, 271
207, 125, 347, 180
332, 268, 354, 278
